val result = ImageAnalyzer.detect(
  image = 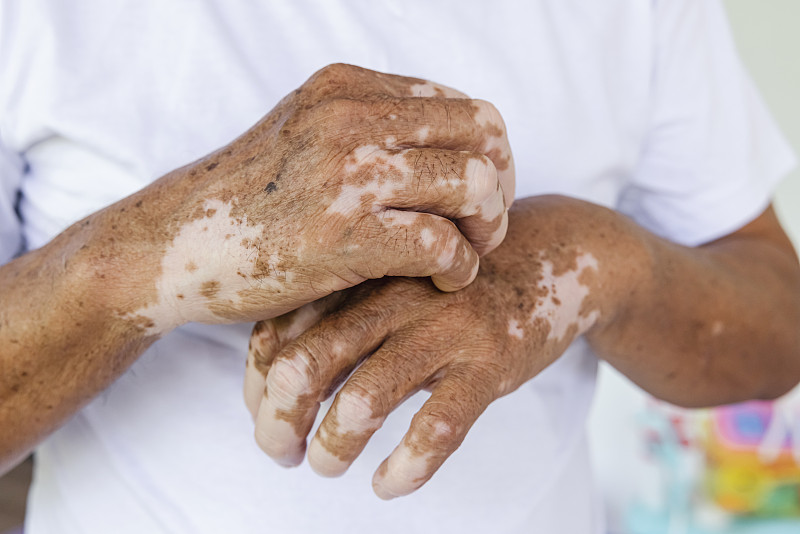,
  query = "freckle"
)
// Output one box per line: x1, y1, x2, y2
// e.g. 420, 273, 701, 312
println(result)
200, 280, 221, 299
46, 404, 53, 410
551, 296, 561, 305
111, 225, 117, 230
177, 294, 185, 300
145, 320, 155, 328
135, 200, 143, 208
203, 226, 208, 231
185, 261, 198, 273
205, 208, 217, 217
206, 162, 218, 171
21, 371, 28, 377
265, 181, 277, 193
